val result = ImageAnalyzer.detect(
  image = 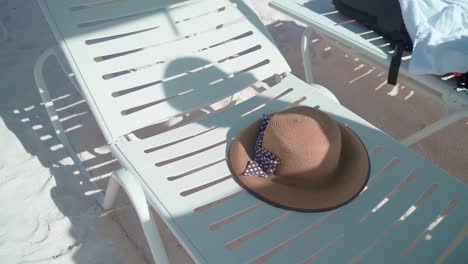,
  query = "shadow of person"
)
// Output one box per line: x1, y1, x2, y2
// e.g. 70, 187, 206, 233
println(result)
162, 56, 261, 119
130, 55, 273, 141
